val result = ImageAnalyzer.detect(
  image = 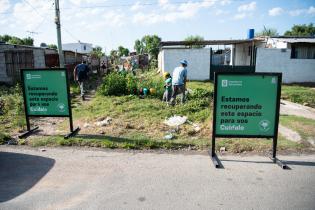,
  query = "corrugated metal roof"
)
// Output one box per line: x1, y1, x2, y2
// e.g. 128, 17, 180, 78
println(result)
269, 37, 315, 43
160, 38, 265, 47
